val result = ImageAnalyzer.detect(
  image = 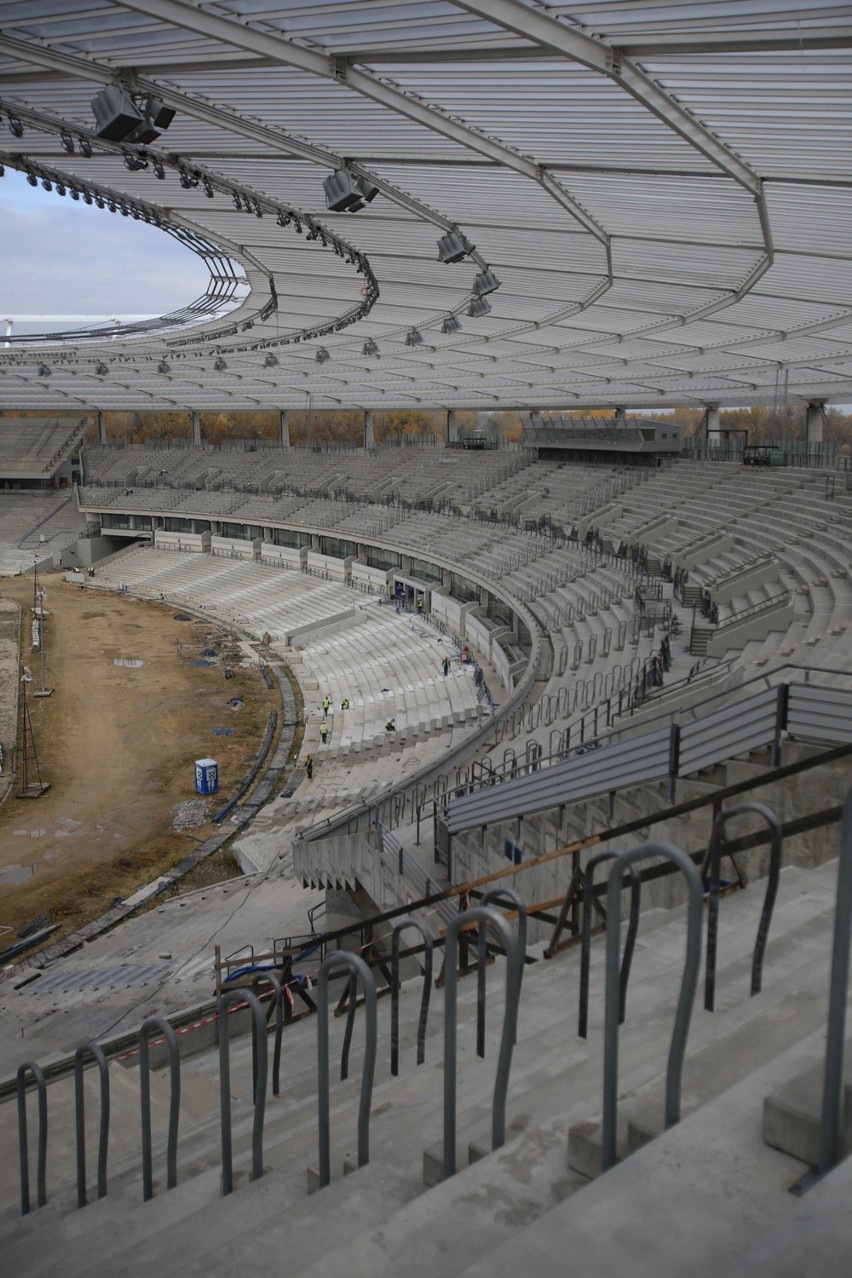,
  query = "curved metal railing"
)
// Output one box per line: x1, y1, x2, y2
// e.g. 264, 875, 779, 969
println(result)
390, 919, 433, 1075
601, 842, 702, 1172
316, 951, 377, 1189
704, 801, 783, 1012
443, 906, 521, 1179
74, 1041, 110, 1208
